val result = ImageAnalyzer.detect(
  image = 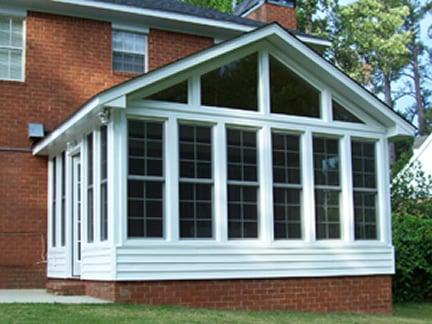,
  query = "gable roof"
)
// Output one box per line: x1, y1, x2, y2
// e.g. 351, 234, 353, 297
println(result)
96, 0, 261, 27
86, 0, 325, 42
33, 23, 415, 156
